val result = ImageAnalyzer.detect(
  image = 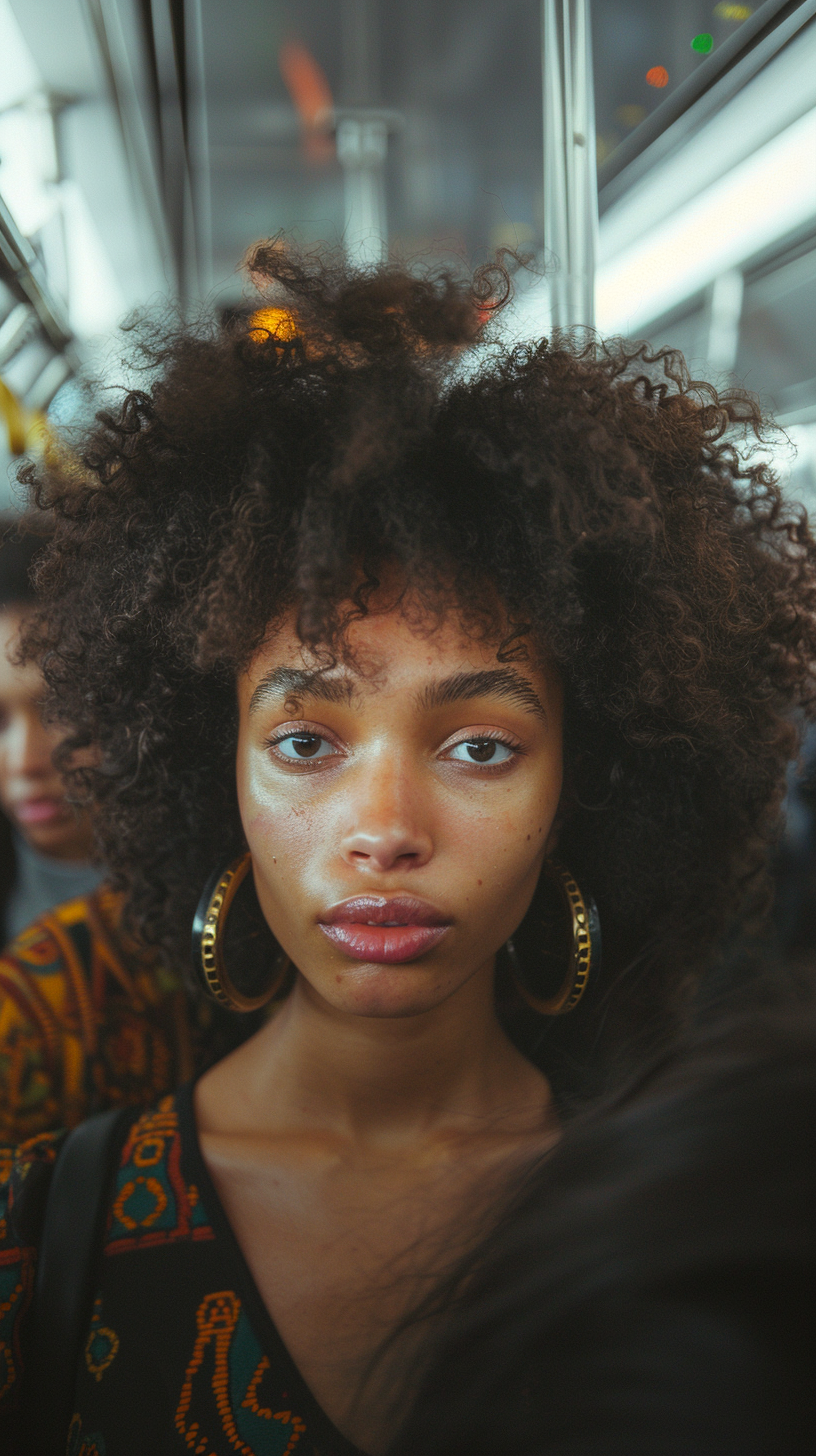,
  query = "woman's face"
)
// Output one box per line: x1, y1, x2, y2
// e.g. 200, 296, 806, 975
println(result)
0, 607, 95, 860
236, 598, 563, 1019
